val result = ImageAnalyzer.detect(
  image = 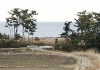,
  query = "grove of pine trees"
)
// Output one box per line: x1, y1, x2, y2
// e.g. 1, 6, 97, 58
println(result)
5, 8, 38, 41
61, 10, 100, 51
